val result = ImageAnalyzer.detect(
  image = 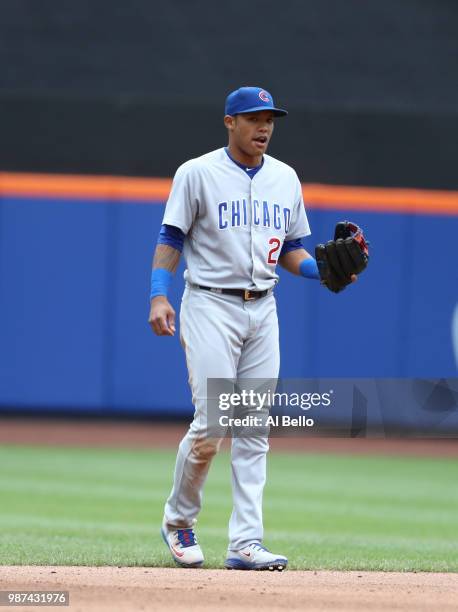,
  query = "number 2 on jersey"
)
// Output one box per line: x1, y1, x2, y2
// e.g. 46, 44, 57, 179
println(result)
267, 237, 281, 264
